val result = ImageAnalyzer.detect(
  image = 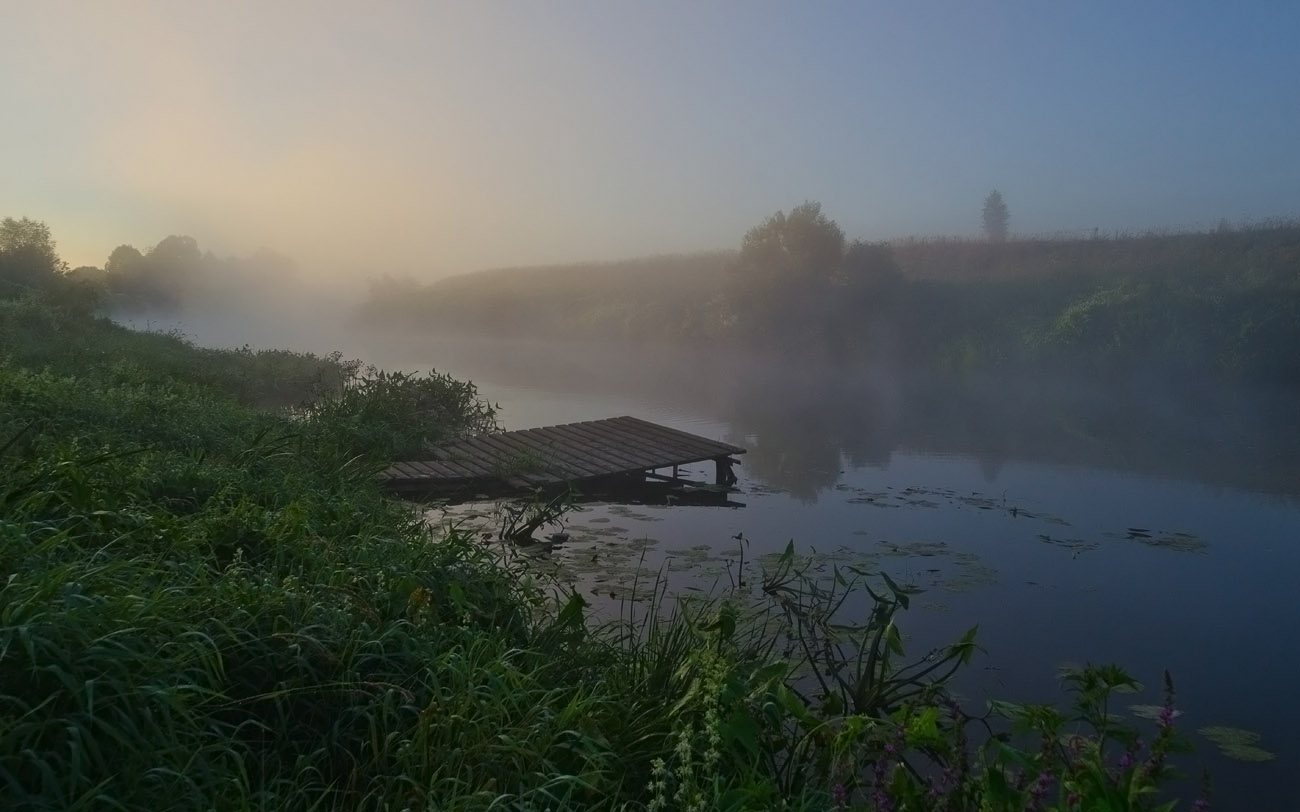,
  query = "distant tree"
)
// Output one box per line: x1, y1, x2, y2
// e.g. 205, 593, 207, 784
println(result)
0, 217, 65, 297
104, 244, 145, 276
0, 217, 60, 263
737, 201, 846, 284
102, 238, 203, 312
727, 202, 845, 346
982, 190, 1009, 243
147, 235, 202, 270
